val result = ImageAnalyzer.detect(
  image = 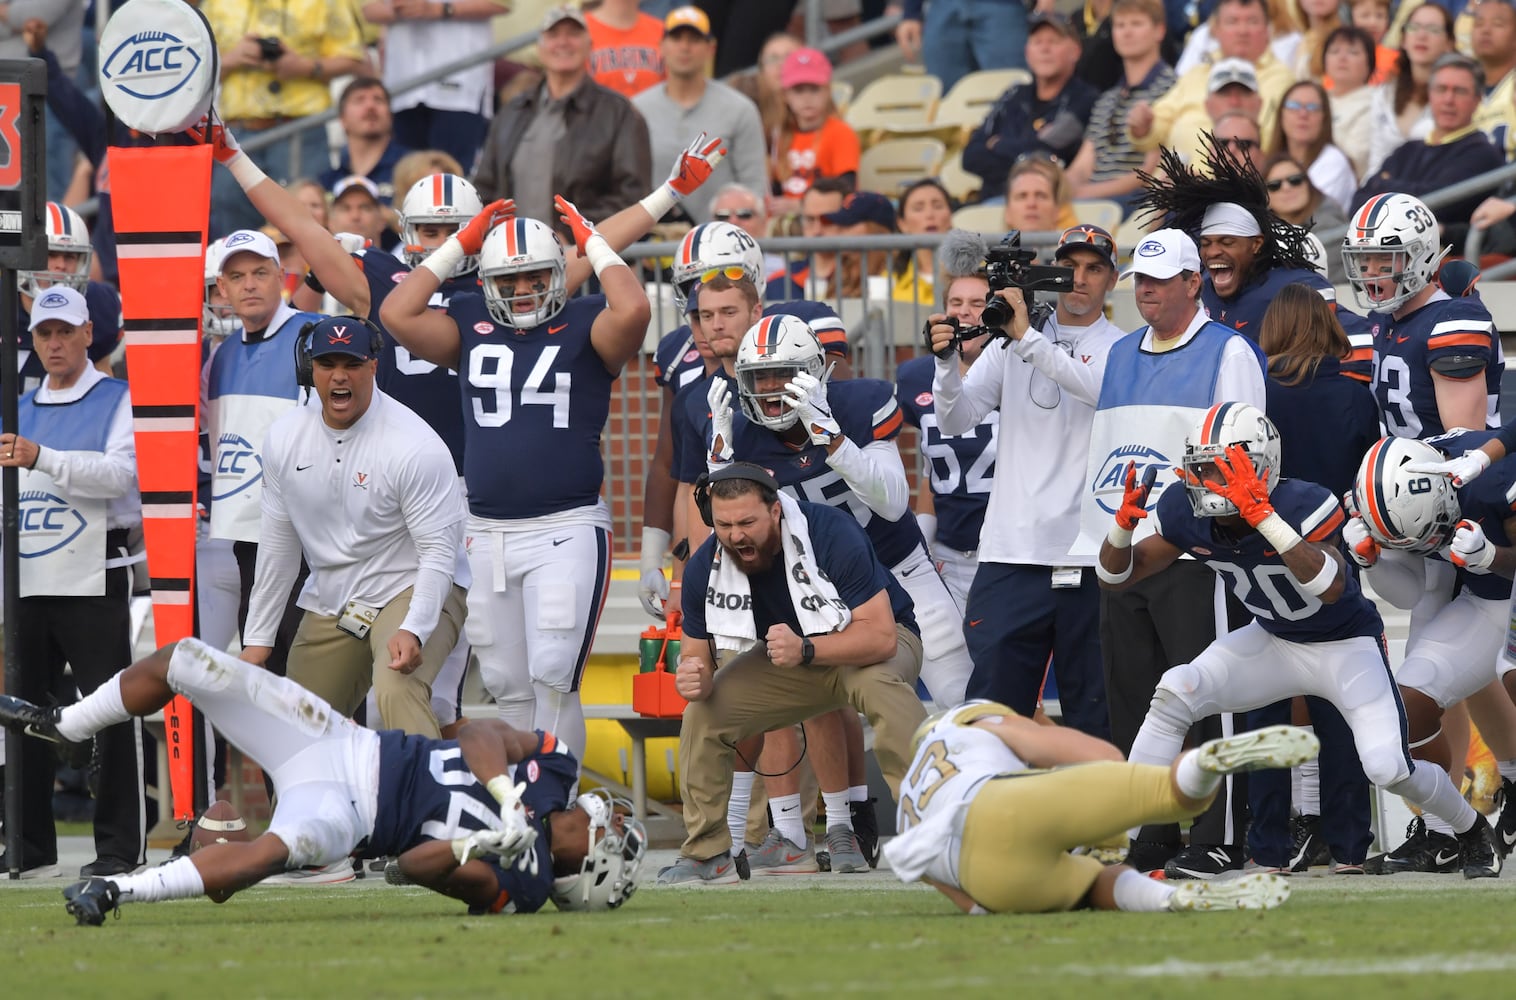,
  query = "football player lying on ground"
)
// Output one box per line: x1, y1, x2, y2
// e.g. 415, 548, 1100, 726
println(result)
0, 638, 646, 925
1100, 403, 1502, 878
884, 700, 1314, 913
